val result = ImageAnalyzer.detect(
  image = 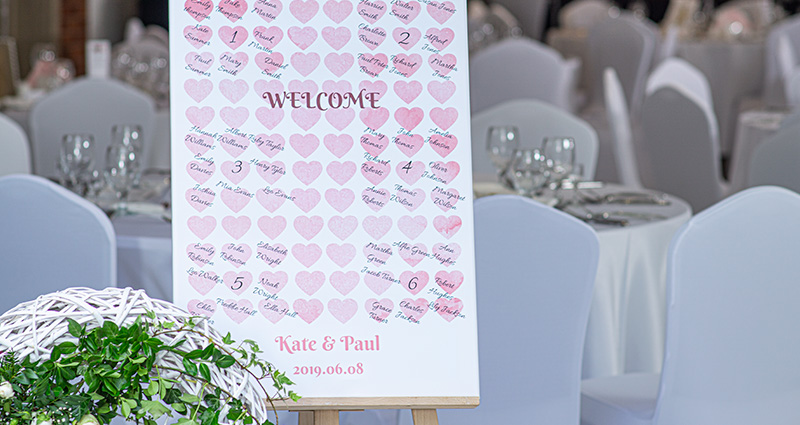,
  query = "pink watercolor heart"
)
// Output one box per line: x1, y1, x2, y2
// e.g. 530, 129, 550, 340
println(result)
364, 242, 392, 267
399, 243, 427, 267
256, 107, 285, 130
325, 108, 356, 131
254, 133, 285, 157
394, 107, 424, 134
256, 79, 284, 98
291, 52, 321, 76
186, 51, 214, 74
360, 107, 390, 130
186, 106, 215, 129
185, 0, 213, 21
361, 161, 391, 185
288, 133, 319, 158
260, 271, 289, 294
222, 299, 254, 324
363, 216, 392, 239
326, 161, 356, 185
184, 133, 215, 156
292, 108, 322, 130
215, 159, 244, 183
396, 160, 424, 185
431, 187, 459, 212
435, 297, 463, 322
294, 215, 324, 240
393, 80, 422, 103
430, 107, 458, 130
218, 51, 249, 76
427, 0, 455, 24
427, 80, 456, 104
290, 0, 320, 23
426, 27, 455, 51
328, 215, 358, 240
392, 27, 421, 50
255, 52, 285, 74
394, 134, 424, 157
220, 187, 252, 213
189, 271, 219, 295
325, 188, 355, 212
362, 187, 390, 212
327, 243, 356, 267
219, 133, 250, 157
323, 0, 352, 23
297, 271, 325, 295
222, 216, 251, 239
358, 25, 387, 50
187, 243, 215, 267
218, 0, 249, 22
324, 53, 354, 77
435, 270, 463, 294
187, 159, 216, 184
294, 299, 324, 324
188, 216, 216, 239
328, 299, 357, 323
430, 161, 459, 184
398, 215, 426, 239
331, 271, 359, 295
186, 187, 216, 212
358, 53, 388, 77
324, 134, 354, 158
432, 242, 460, 267
220, 106, 249, 129
255, 160, 286, 184
219, 26, 248, 49
359, 80, 388, 101
293, 161, 323, 185
399, 298, 429, 323
391, 0, 421, 24
224, 271, 252, 295
253, 26, 284, 49
433, 215, 462, 239
221, 243, 252, 269
258, 216, 287, 239
257, 242, 289, 267
254, 0, 283, 22
365, 271, 393, 295
395, 187, 425, 211
219, 79, 248, 103
365, 298, 393, 322
392, 53, 422, 77
428, 53, 456, 76
400, 271, 428, 295
259, 298, 289, 323
292, 188, 322, 213
358, 0, 386, 23
185, 78, 213, 102
256, 188, 288, 212
429, 133, 457, 157
322, 26, 351, 50
187, 299, 216, 317
288, 26, 318, 49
